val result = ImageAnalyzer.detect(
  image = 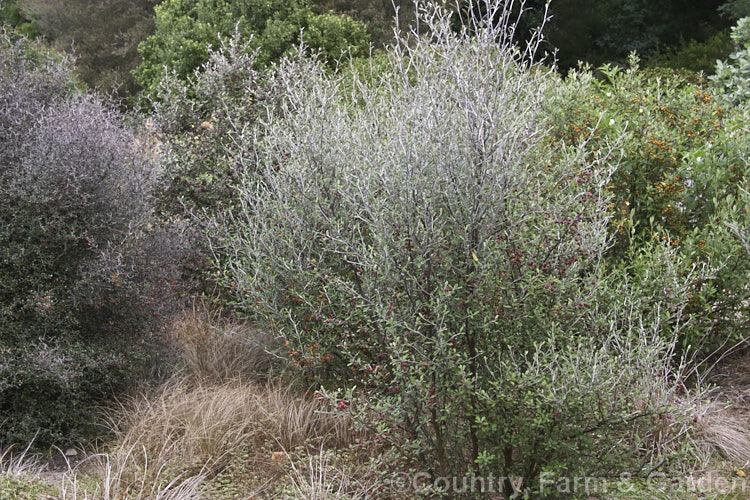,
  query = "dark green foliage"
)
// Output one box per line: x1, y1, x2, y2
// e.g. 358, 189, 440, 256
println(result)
310, 0, 734, 69
309, 0, 416, 48
304, 11, 370, 66
646, 31, 733, 75
18, 0, 158, 99
519, 0, 732, 71
134, 0, 370, 102
0, 33, 182, 448
719, 0, 750, 19
0, 0, 38, 37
